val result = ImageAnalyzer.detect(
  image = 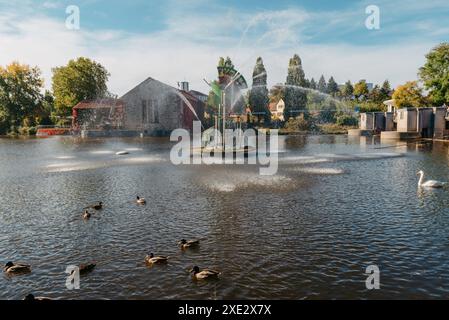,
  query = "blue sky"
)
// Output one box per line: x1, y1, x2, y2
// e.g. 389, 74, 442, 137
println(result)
1, 0, 448, 95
